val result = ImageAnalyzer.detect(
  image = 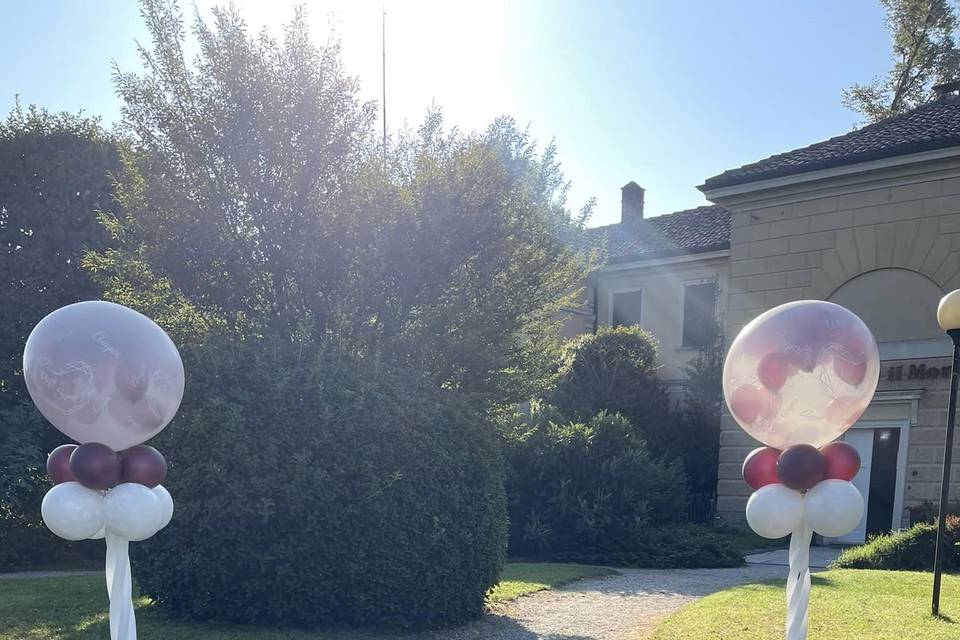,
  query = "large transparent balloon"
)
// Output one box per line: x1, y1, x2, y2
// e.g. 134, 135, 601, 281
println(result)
23, 301, 184, 450
723, 300, 880, 449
